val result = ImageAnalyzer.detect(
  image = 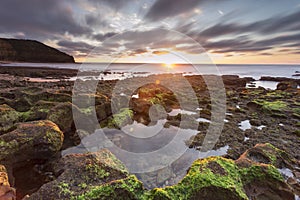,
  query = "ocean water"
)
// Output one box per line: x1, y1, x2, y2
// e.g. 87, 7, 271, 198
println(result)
1, 62, 299, 80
